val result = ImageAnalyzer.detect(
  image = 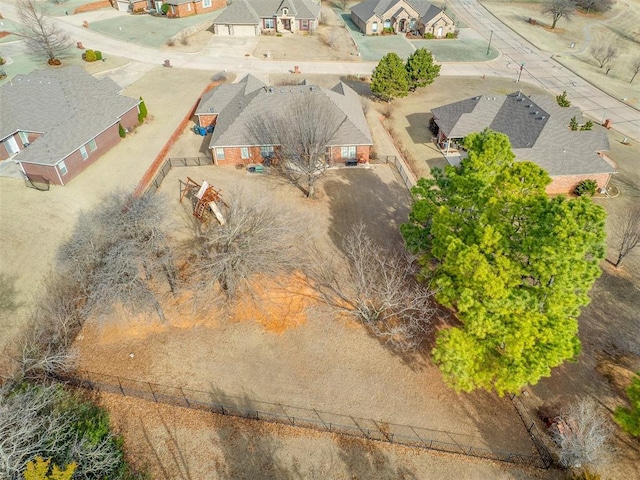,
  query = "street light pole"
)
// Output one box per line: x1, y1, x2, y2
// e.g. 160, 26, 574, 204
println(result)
487, 30, 493, 55
516, 63, 525, 83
